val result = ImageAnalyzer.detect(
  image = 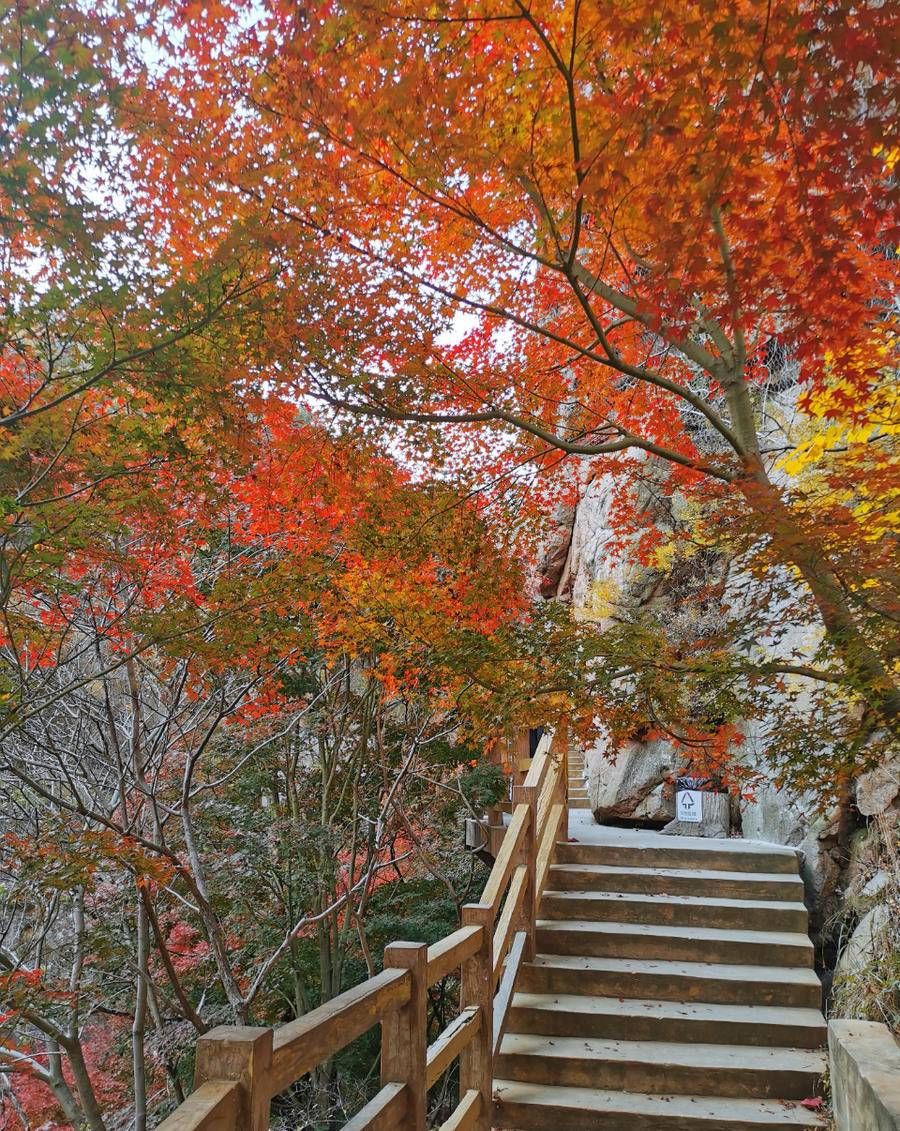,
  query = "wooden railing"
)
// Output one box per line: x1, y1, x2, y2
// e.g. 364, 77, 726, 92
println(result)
158, 728, 568, 1131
